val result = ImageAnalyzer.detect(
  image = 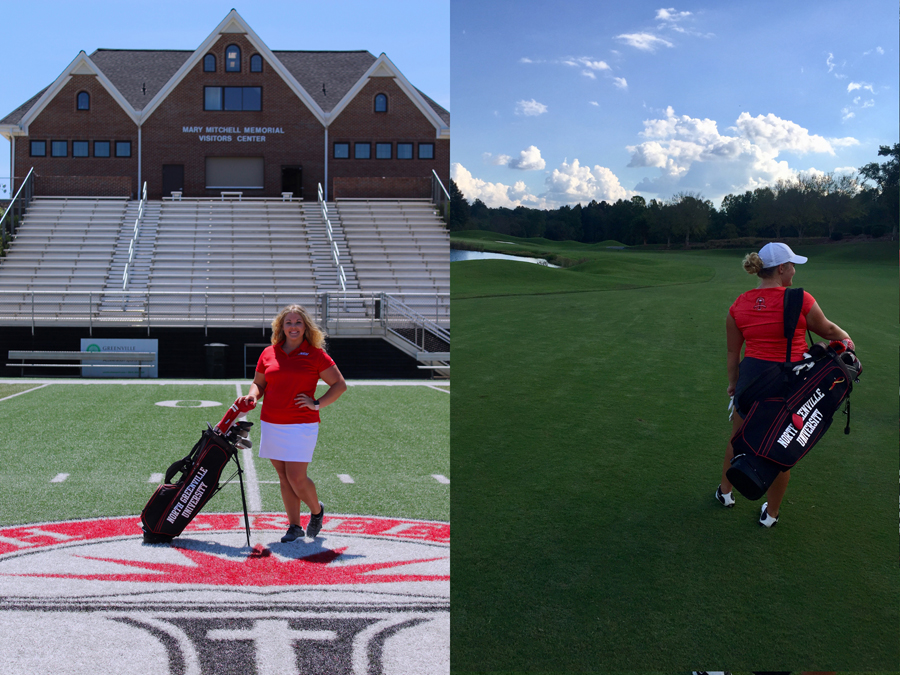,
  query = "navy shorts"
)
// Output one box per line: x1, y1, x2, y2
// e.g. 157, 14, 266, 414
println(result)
734, 356, 782, 419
